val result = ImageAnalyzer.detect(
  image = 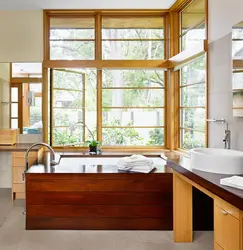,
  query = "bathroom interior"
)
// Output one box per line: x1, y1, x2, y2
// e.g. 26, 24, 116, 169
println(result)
0, 0, 243, 249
